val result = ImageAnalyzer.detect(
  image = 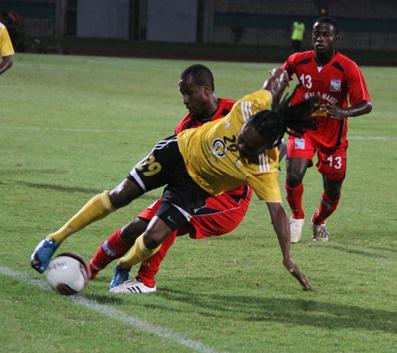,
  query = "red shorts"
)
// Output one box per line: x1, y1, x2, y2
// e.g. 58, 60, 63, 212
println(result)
138, 187, 252, 239
287, 135, 347, 181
